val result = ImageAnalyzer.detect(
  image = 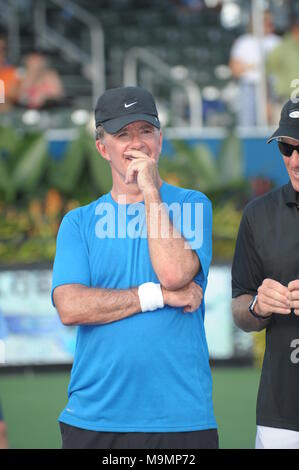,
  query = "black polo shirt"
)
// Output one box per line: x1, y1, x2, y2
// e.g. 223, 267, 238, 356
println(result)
232, 181, 299, 431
